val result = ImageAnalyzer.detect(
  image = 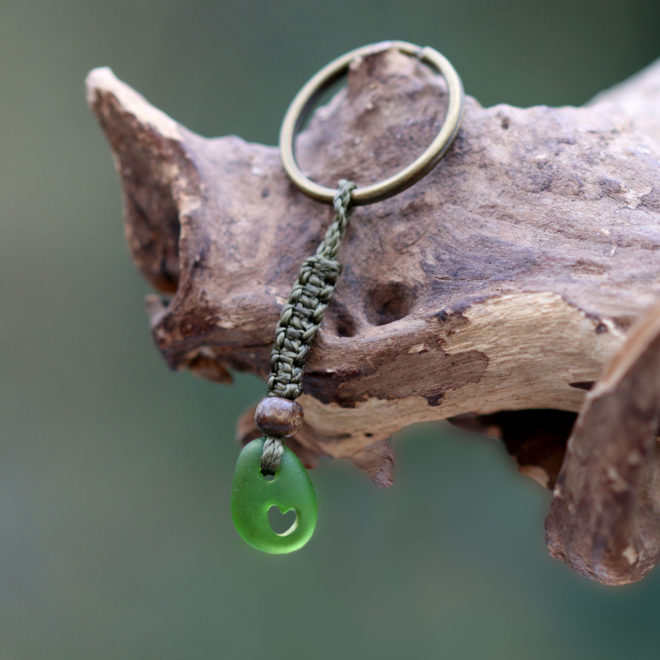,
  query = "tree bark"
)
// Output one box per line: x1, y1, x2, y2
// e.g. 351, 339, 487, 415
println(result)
86, 44, 660, 584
